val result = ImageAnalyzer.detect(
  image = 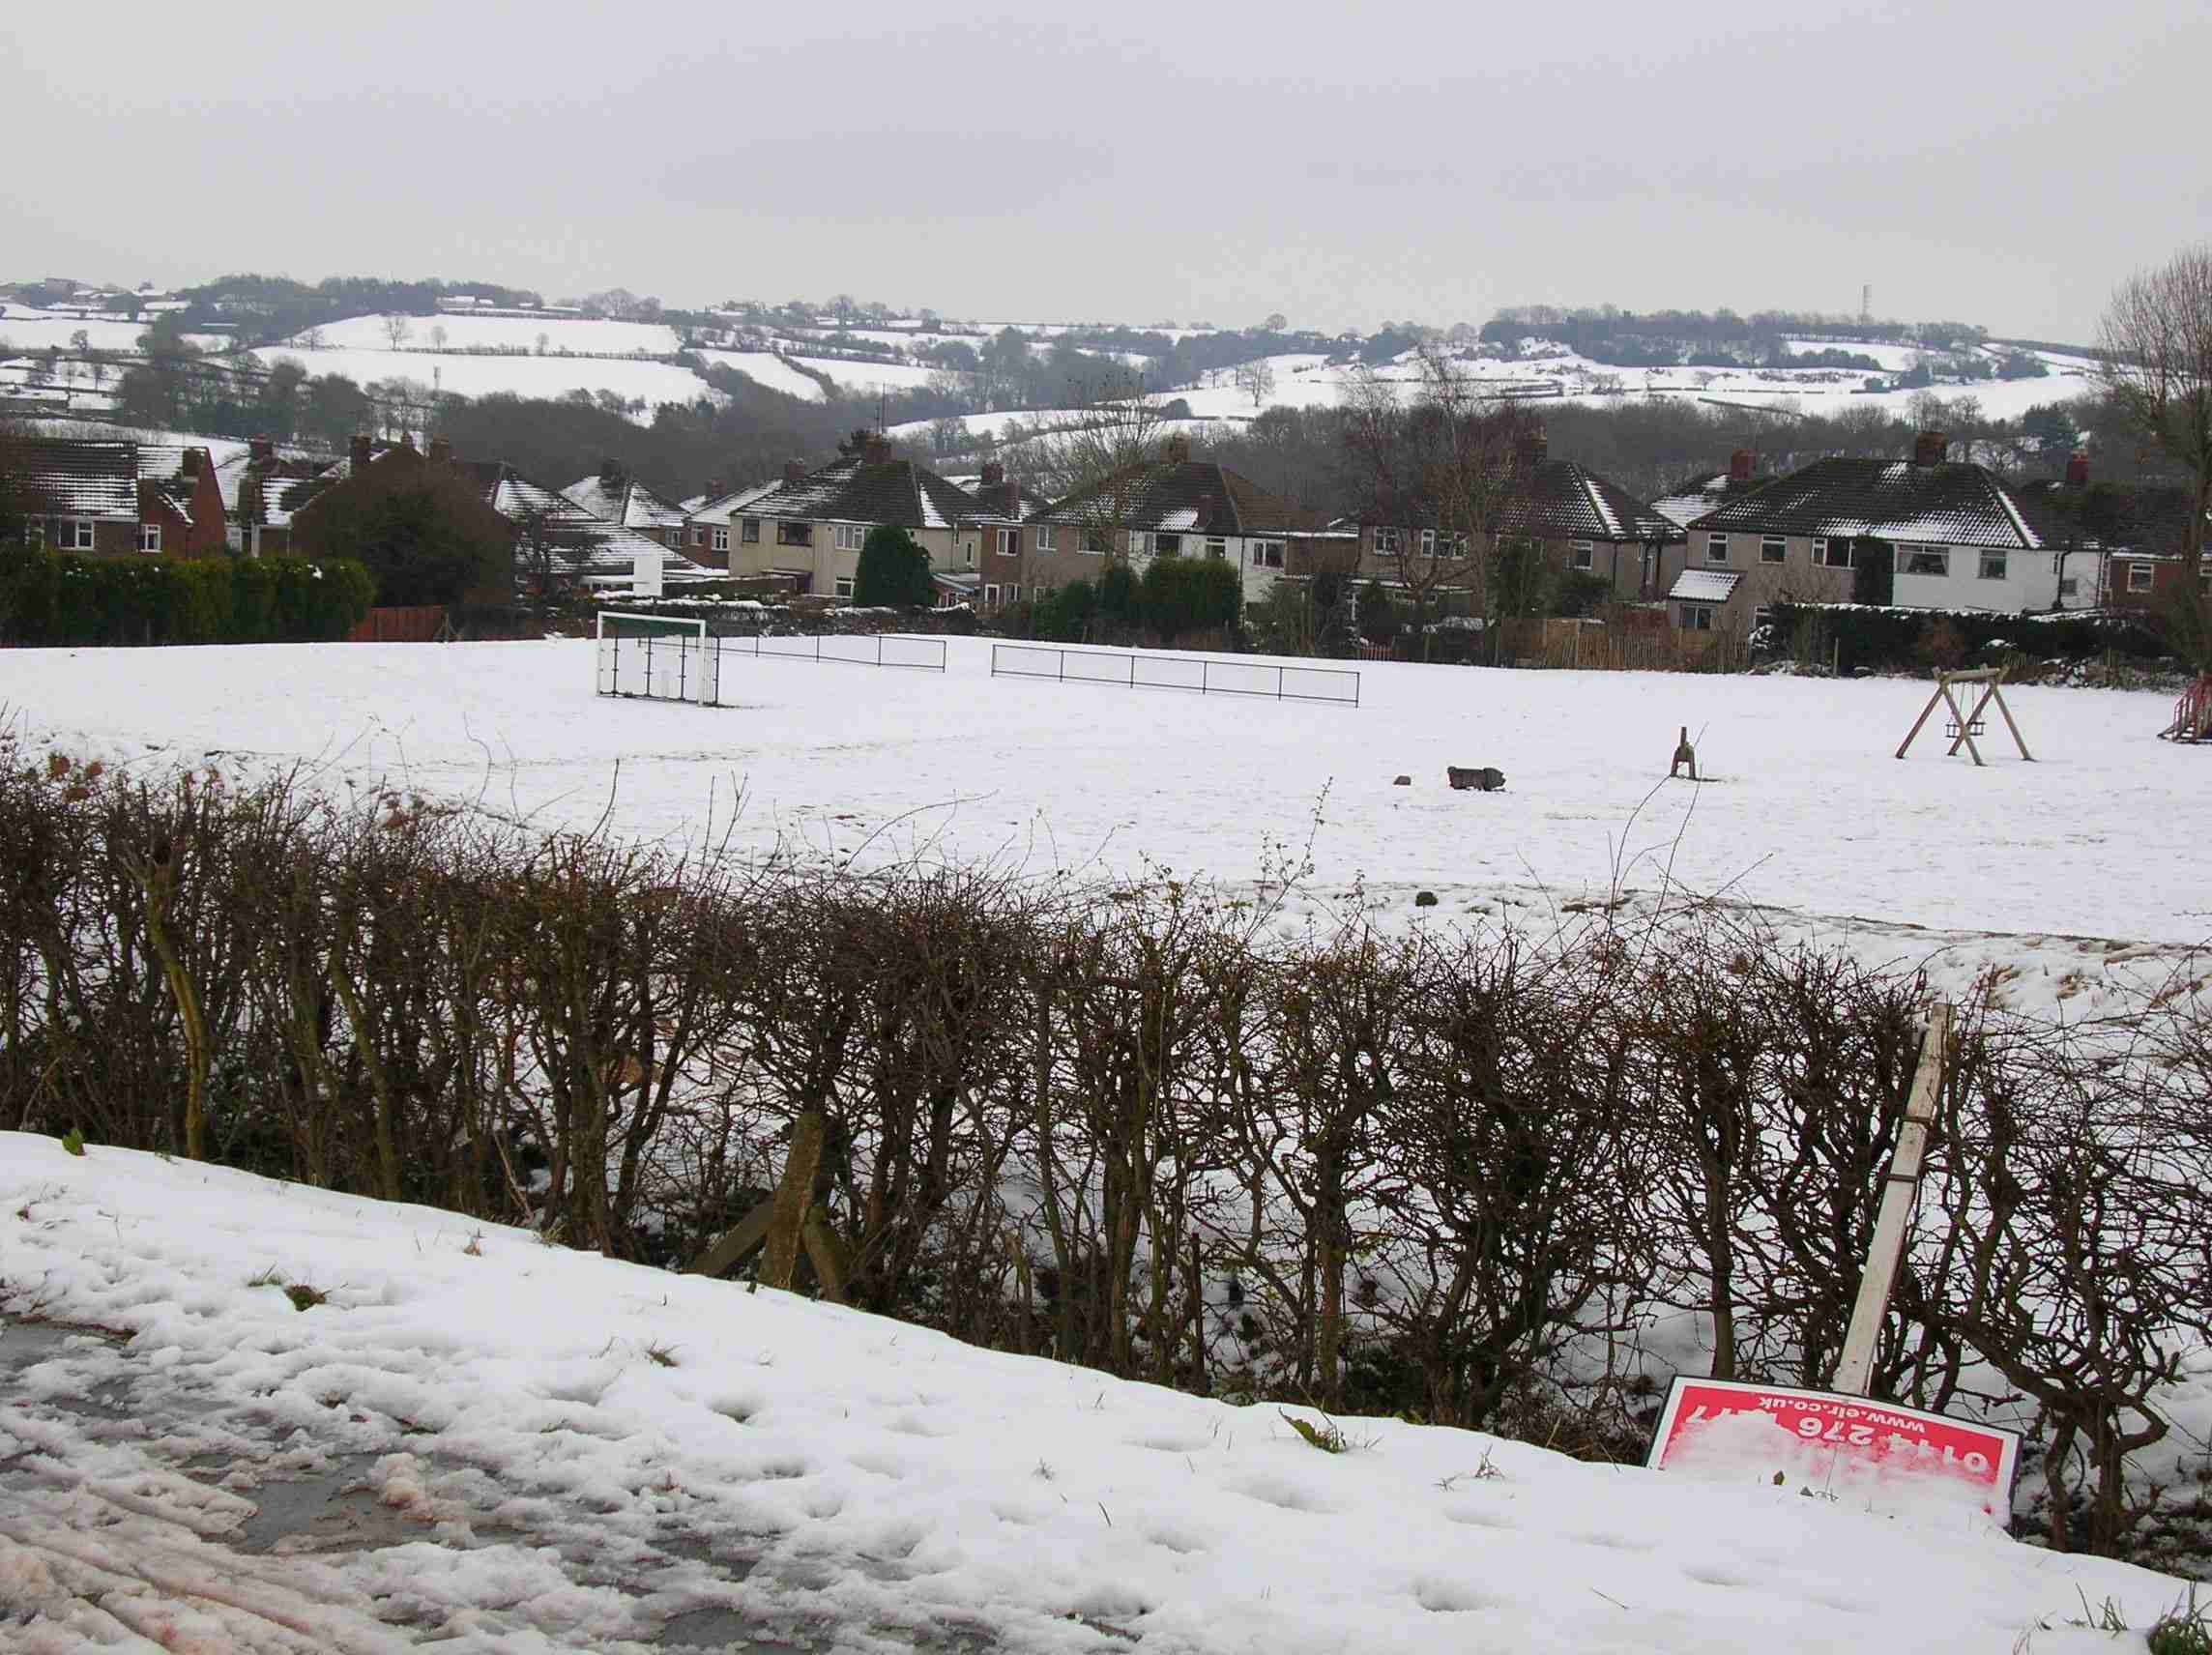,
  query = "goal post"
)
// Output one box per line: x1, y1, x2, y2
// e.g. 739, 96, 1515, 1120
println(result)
596, 611, 720, 707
